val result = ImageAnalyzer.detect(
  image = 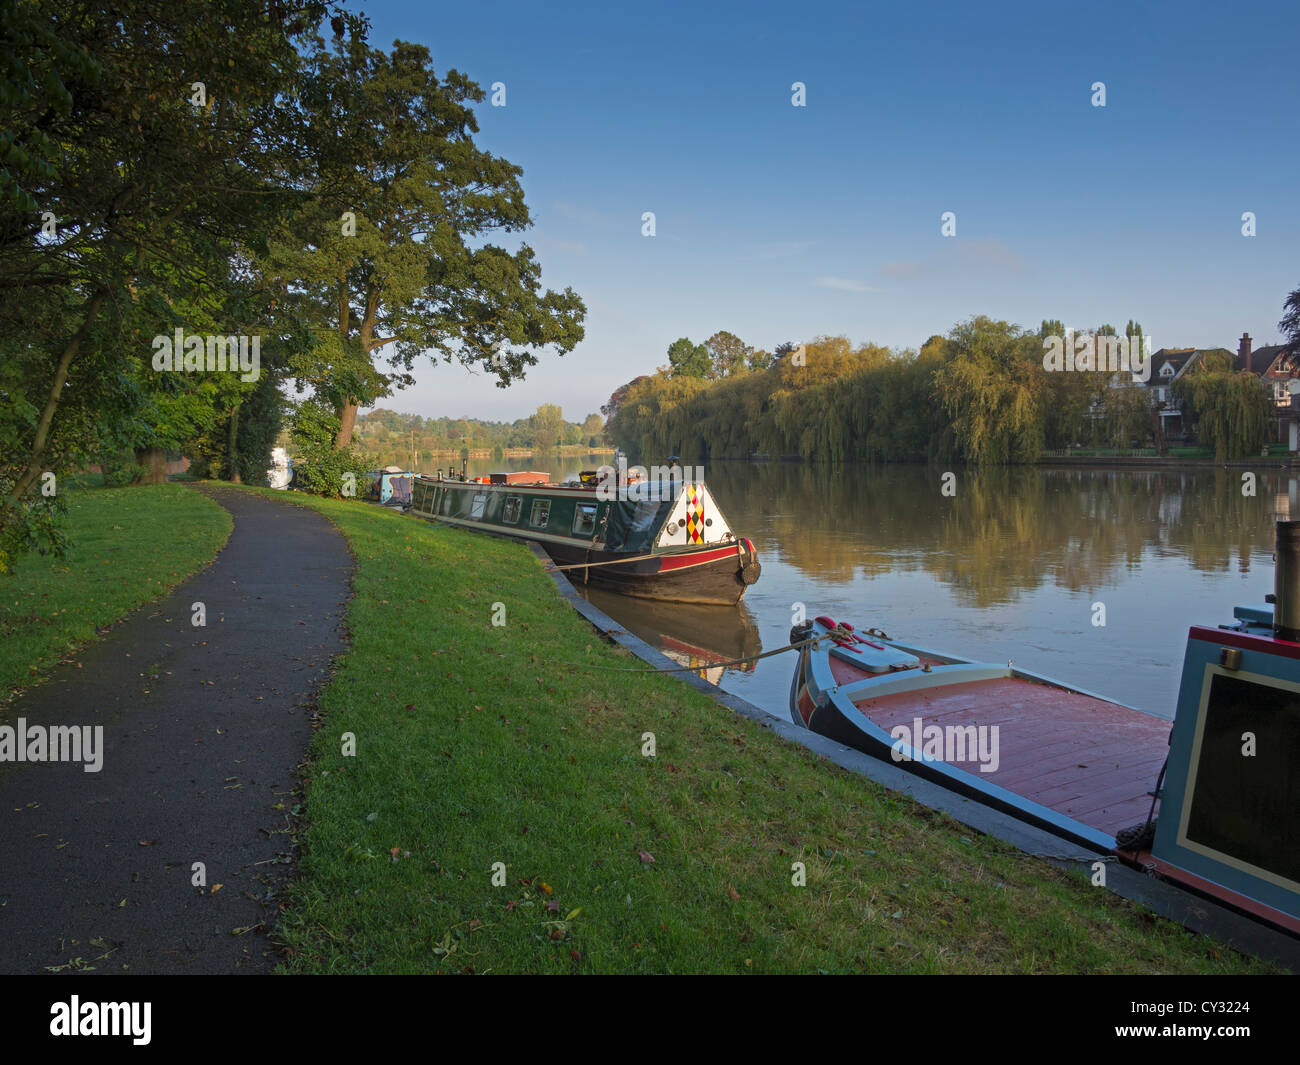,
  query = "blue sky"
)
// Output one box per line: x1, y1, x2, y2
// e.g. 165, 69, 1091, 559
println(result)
358, 0, 1299, 423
